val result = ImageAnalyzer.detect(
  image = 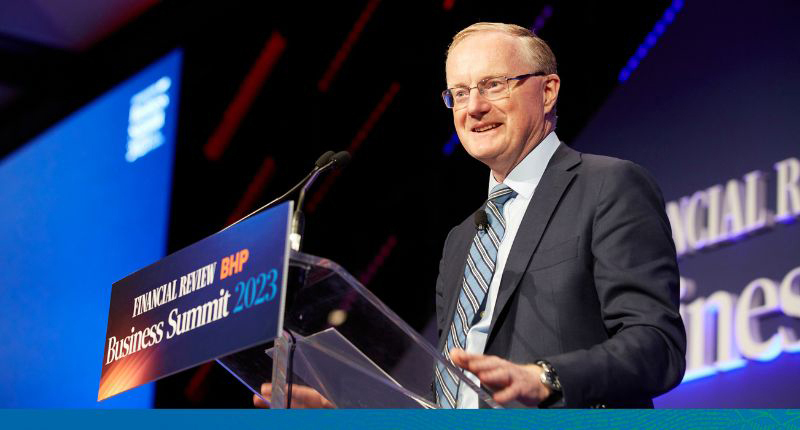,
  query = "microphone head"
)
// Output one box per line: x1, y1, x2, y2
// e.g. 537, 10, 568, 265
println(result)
330, 151, 351, 169
474, 209, 489, 230
315, 150, 336, 168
